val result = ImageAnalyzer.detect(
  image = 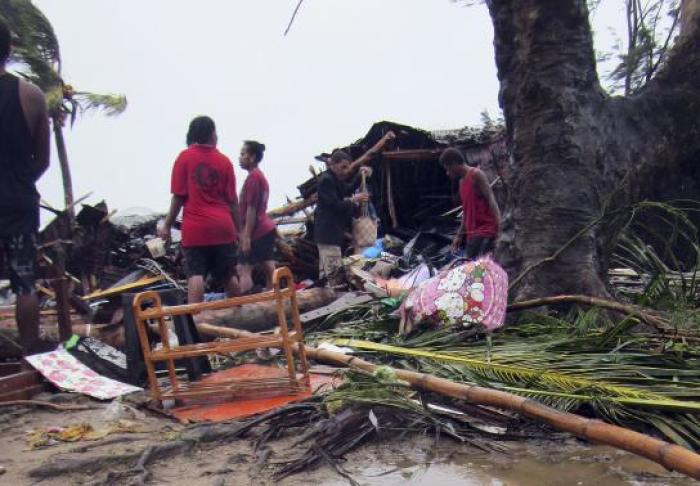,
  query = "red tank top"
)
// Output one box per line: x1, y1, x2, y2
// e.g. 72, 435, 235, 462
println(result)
459, 168, 498, 238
